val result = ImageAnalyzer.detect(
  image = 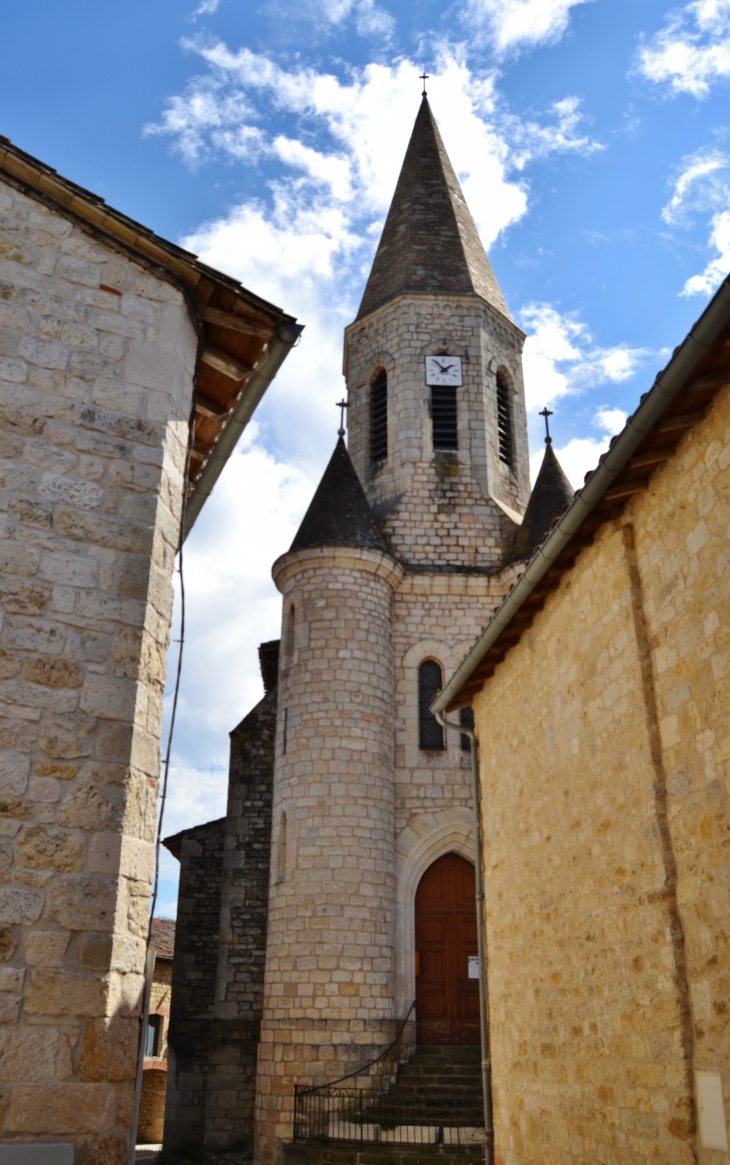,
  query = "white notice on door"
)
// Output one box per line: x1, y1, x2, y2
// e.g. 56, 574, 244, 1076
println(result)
468, 956, 479, 979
